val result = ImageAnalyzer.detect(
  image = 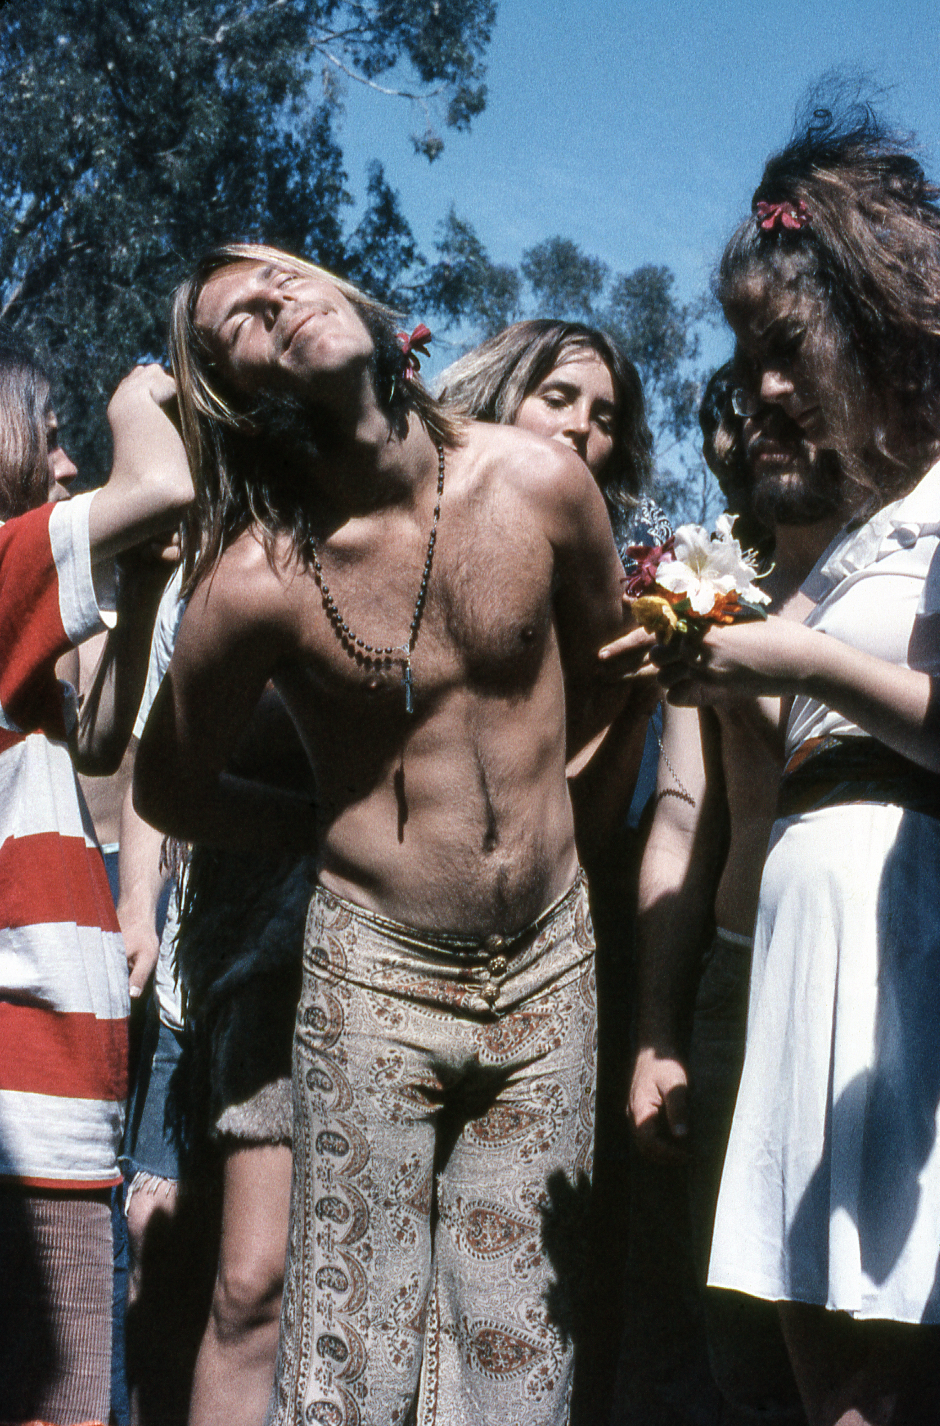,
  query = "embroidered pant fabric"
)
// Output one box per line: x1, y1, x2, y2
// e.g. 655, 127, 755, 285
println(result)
266, 877, 597, 1426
